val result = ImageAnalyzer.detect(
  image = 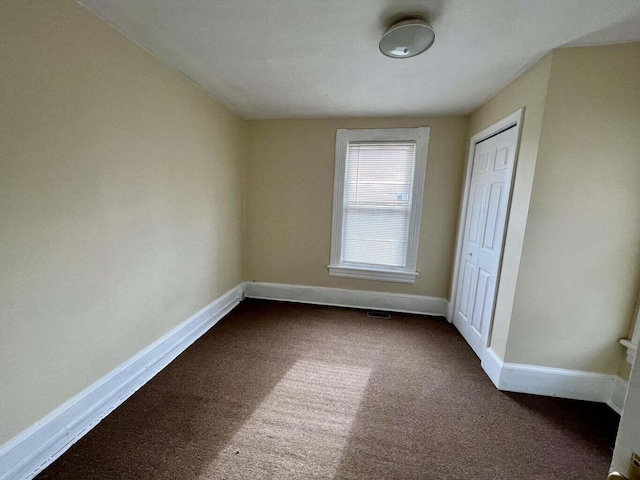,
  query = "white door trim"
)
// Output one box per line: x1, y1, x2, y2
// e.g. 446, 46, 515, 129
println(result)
448, 109, 524, 352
